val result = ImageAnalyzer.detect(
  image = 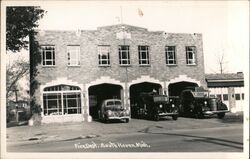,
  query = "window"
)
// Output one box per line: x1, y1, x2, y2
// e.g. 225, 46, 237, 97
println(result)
242, 93, 244, 100
165, 46, 176, 65
216, 94, 222, 100
186, 46, 196, 65
63, 93, 81, 114
42, 46, 55, 66
138, 46, 150, 65
210, 94, 215, 98
235, 94, 241, 100
119, 45, 130, 65
98, 46, 110, 66
43, 85, 81, 116
223, 94, 228, 101
67, 45, 80, 66
43, 93, 62, 115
